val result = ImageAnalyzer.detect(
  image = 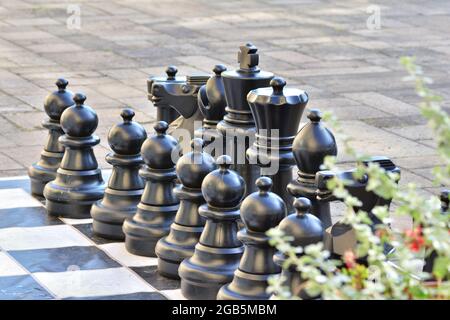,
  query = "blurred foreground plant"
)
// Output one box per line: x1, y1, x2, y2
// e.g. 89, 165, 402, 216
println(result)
267, 57, 449, 300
